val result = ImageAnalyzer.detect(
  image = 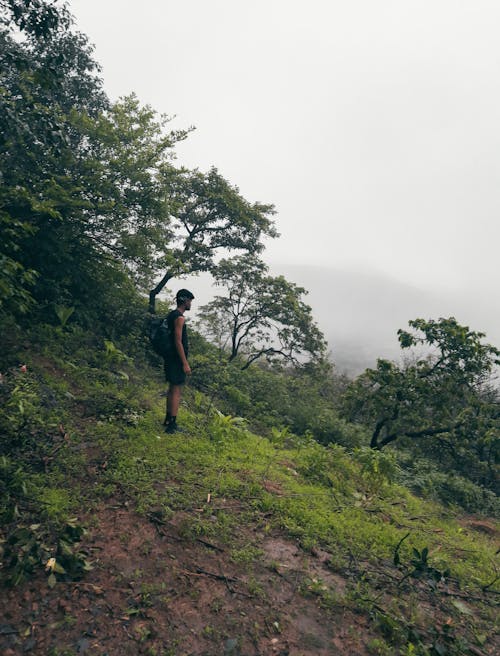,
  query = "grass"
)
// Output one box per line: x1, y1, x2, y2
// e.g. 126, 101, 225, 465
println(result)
1, 326, 498, 655
95, 396, 497, 590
